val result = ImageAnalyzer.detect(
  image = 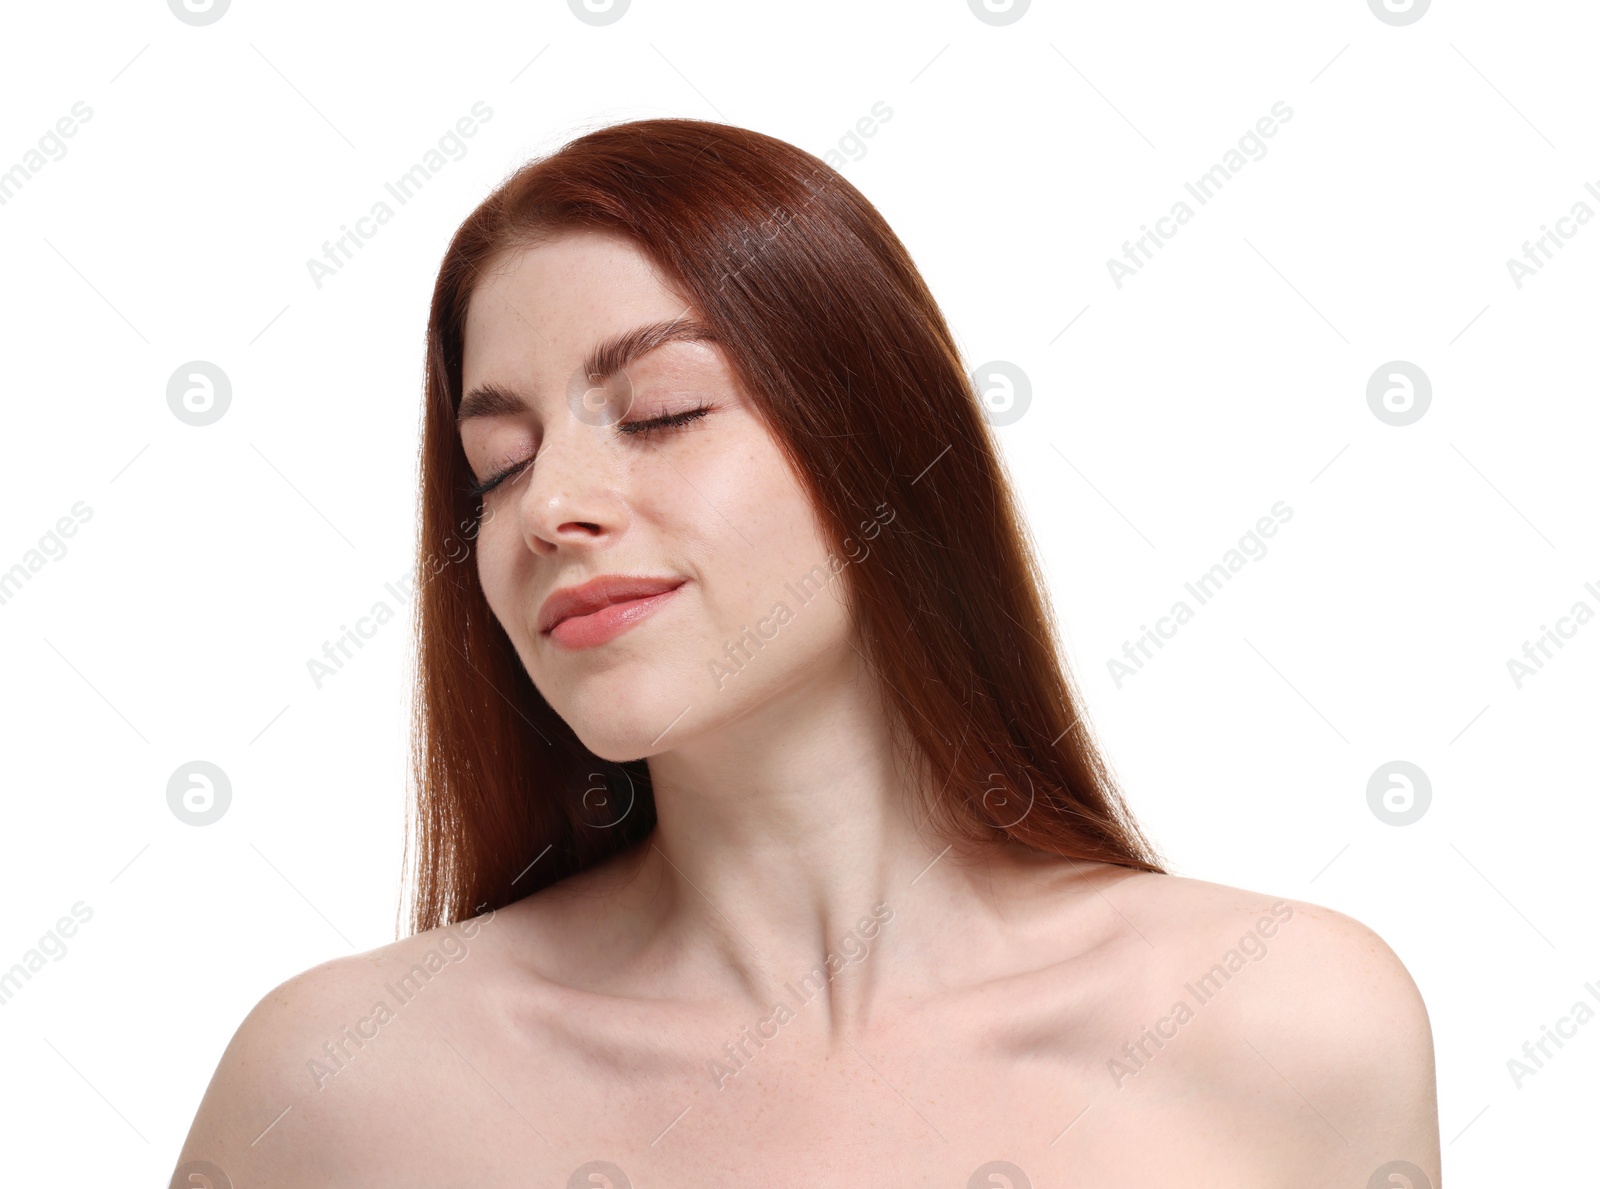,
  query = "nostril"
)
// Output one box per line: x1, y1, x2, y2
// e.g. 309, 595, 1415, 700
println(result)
540, 518, 609, 545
